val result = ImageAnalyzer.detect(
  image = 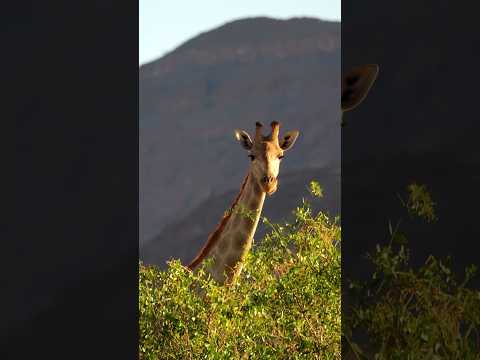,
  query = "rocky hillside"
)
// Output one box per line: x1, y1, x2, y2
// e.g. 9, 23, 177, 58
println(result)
139, 17, 341, 267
